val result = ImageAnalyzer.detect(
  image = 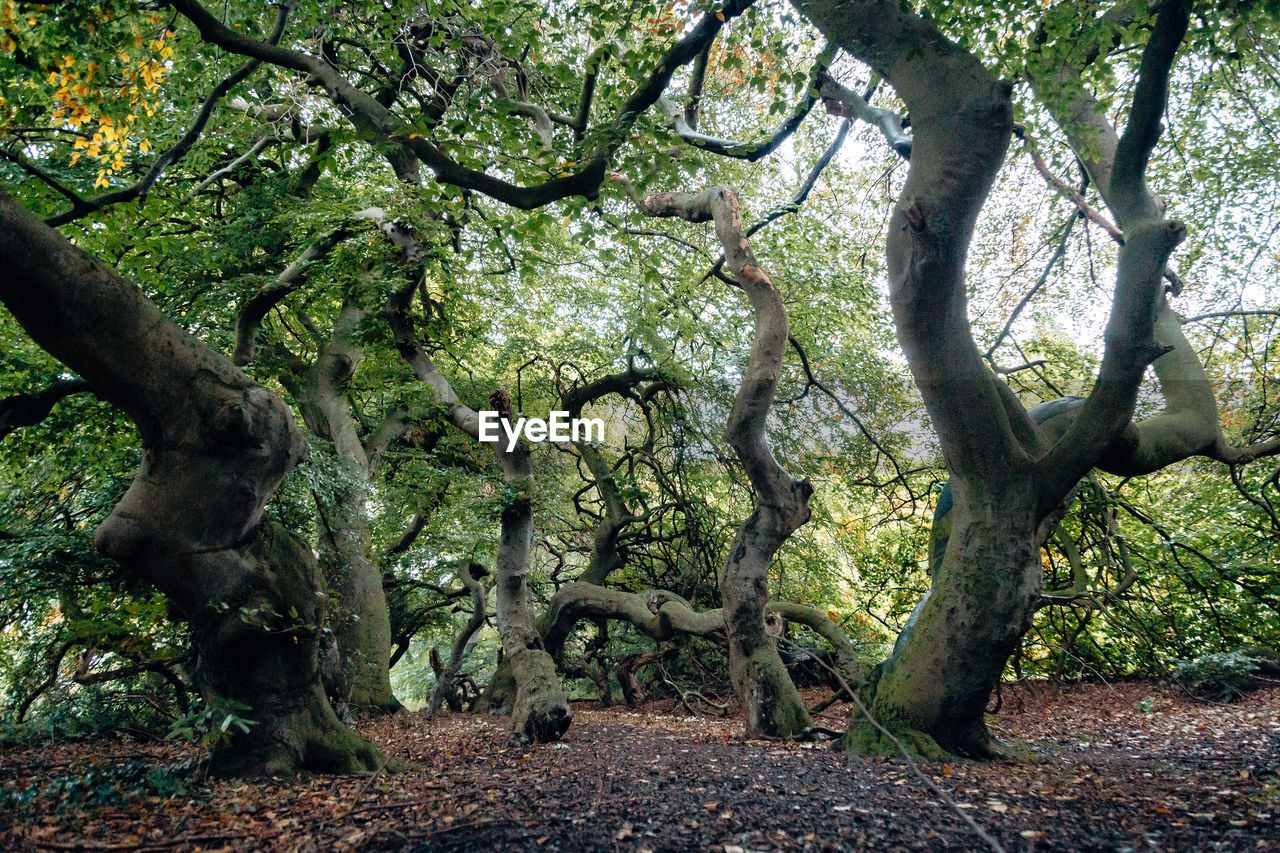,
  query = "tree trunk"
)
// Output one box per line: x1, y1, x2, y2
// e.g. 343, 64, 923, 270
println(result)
492, 441, 572, 742
315, 486, 399, 713
287, 301, 400, 714
0, 194, 382, 775
387, 266, 570, 743
853, 481, 1040, 758
720, 523, 812, 739
796, 0, 1202, 759
624, 183, 813, 738
428, 561, 487, 714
